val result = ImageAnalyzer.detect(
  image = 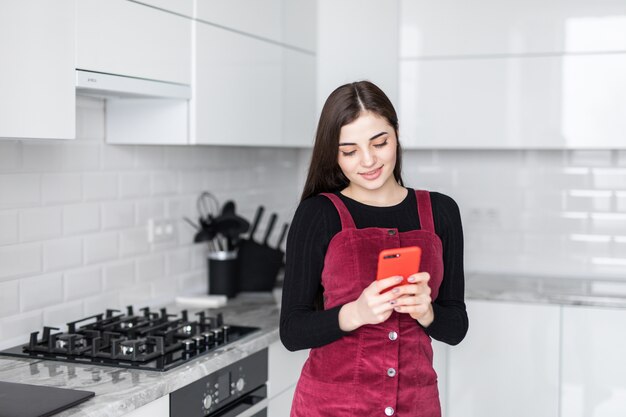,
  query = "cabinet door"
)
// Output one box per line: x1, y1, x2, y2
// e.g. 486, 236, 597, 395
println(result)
123, 395, 169, 417
192, 23, 282, 146
562, 305, 626, 417
0, 0, 75, 139
196, 0, 316, 52
282, 49, 316, 147
447, 300, 560, 417
268, 341, 308, 398
76, 0, 191, 85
